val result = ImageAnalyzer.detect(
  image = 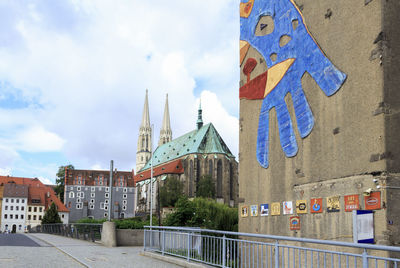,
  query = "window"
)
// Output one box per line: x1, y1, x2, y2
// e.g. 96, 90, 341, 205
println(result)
5, 206, 8, 210
123, 188, 127, 193
105, 199, 109, 204
91, 187, 95, 192
11, 199, 14, 203
90, 205, 94, 210
21, 199, 24, 203
69, 192, 75, 198
61, 214, 64, 219
34, 207, 37, 212
104, 205, 108, 210
90, 199, 95, 204
16, 199, 19, 203
91, 193, 95, 198
15, 215, 18, 219
10, 215, 13, 219
39, 216, 42, 220
68, 202, 71, 208
122, 200, 127, 205
28, 215, 31, 220
77, 186, 81, 191
105, 193, 109, 198
21, 215, 24, 219
104, 212, 108, 217
70, 187, 73, 190
120, 213, 125, 219
77, 198, 81, 203
5, 225, 8, 230
28, 206, 31, 212
21, 207, 24, 211
122, 205, 127, 211
16, 206, 19, 211
33, 215, 36, 220
100, 202, 104, 209
18, 225, 21, 230
76, 204, 82, 209
10, 206, 13, 211
105, 187, 109, 192
5, 198, 8, 202
39, 207, 42, 212
4, 214, 7, 219
123, 194, 127, 199
217, 160, 223, 198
